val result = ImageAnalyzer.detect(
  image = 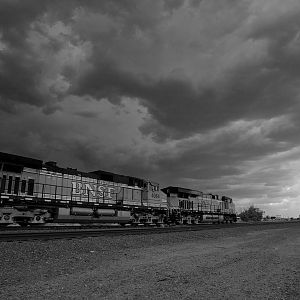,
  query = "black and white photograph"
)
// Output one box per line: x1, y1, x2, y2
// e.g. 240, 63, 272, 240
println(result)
0, 0, 299, 299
